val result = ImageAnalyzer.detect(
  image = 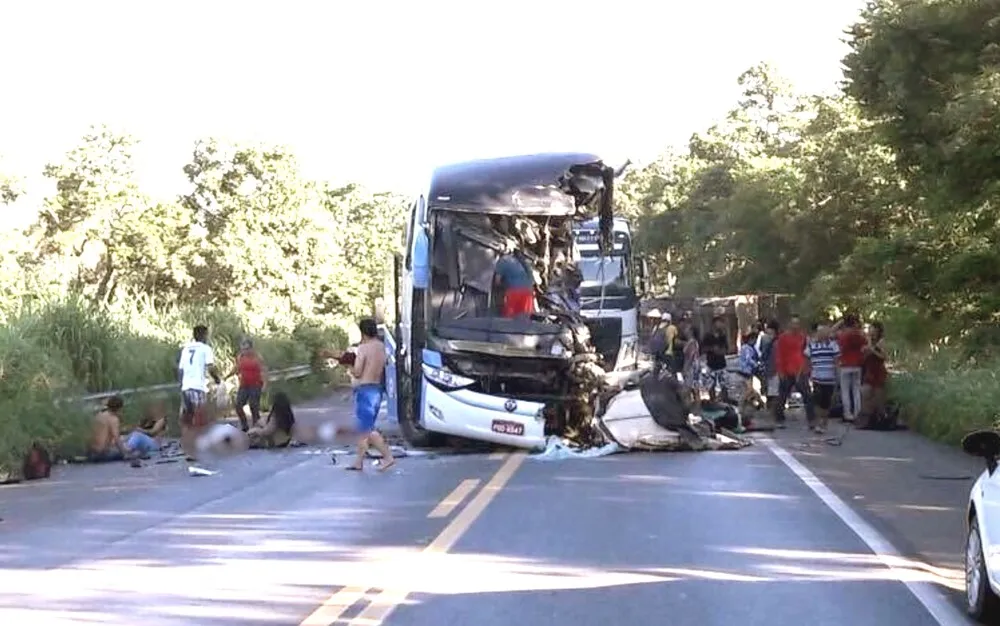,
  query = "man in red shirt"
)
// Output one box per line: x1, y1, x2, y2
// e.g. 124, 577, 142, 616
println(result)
773, 314, 814, 428
835, 313, 867, 423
